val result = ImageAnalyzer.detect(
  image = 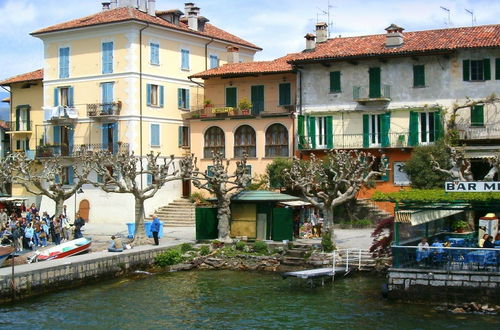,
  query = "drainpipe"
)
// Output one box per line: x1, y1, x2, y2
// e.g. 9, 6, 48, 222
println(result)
297, 68, 303, 115
204, 38, 214, 70
1, 85, 12, 153
139, 23, 149, 189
